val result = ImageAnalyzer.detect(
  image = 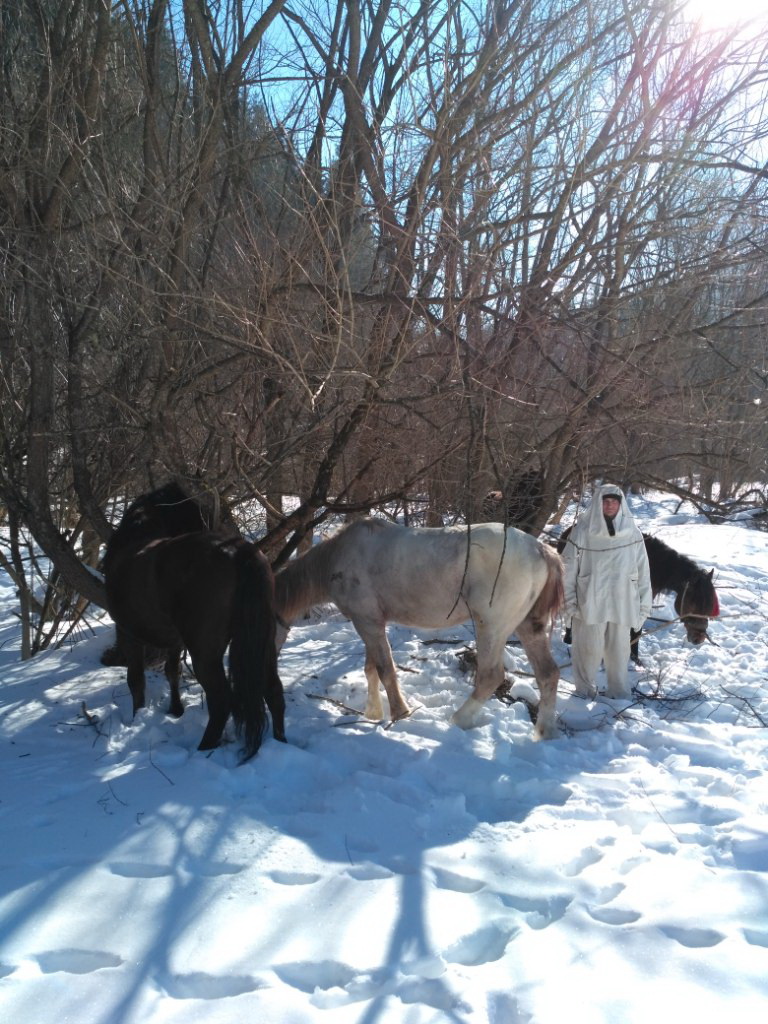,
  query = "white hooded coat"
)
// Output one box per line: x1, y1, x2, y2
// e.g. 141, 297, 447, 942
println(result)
562, 485, 652, 631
